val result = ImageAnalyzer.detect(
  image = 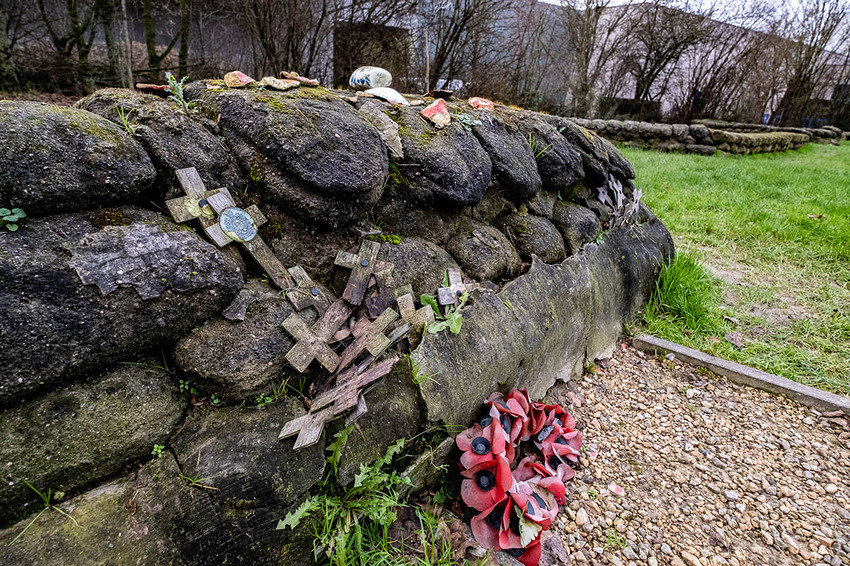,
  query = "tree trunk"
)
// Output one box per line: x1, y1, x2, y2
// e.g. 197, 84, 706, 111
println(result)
99, 0, 121, 85
178, 0, 190, 77
0, 7, 19, 91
